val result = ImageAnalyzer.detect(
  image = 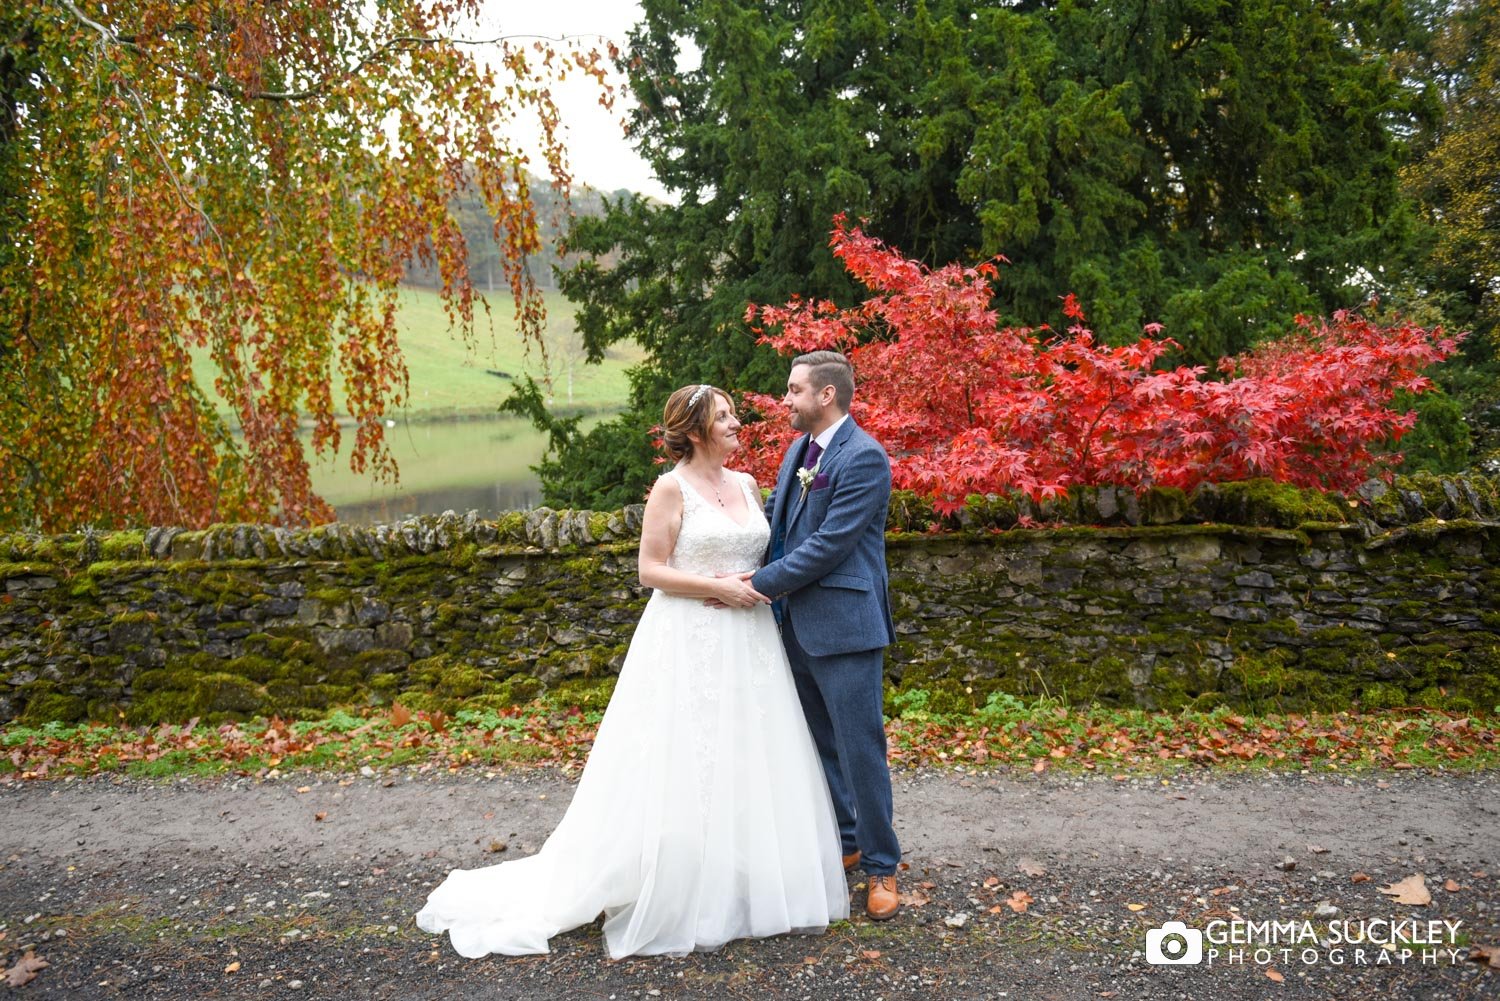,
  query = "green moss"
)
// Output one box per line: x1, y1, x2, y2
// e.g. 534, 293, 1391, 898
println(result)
191, 673, 265, 715
1359, 682, 1410, 709
369, 674, 401, 698
0, 561, 60, 579
494, 512, 528, 541
220, 656, 279, 682
20, 688, 87, 724
1192, 479, 1347, 528
1141, 487, 1190, 525
99, 531, 146, 561
125, 691, 197, 726
495, 673, 544, 706
560, 555, 603, 577
548, 676, 617, 711
1229, 650, 1350, 712
391, 690, 454, 715
436, 665, 488, 699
